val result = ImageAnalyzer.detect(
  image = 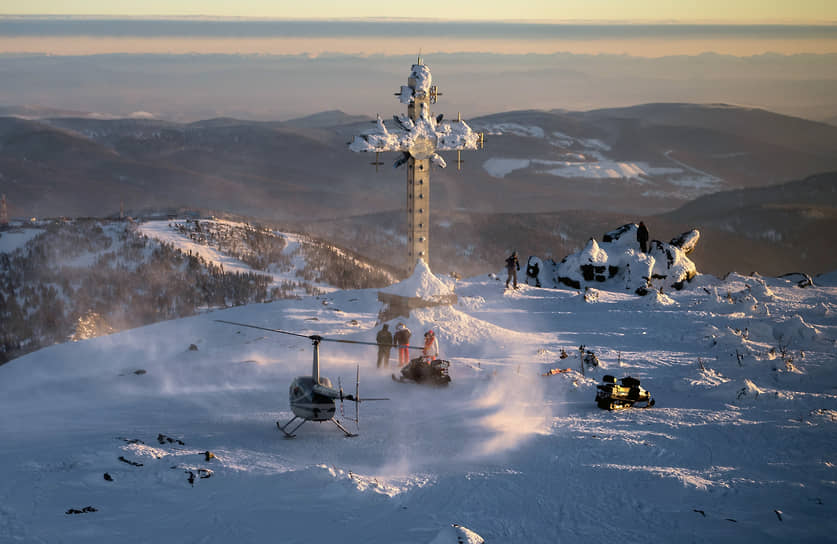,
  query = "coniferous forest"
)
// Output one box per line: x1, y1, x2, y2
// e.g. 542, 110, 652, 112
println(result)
0, 218, 396, 364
